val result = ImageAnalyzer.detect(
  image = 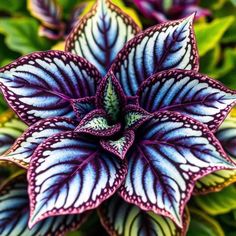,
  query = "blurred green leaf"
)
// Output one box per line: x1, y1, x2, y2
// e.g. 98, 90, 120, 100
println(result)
0, 0, 26, 13
194, 184, 236, 215
0, 17, 53, 54
195, 16, 234, 56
